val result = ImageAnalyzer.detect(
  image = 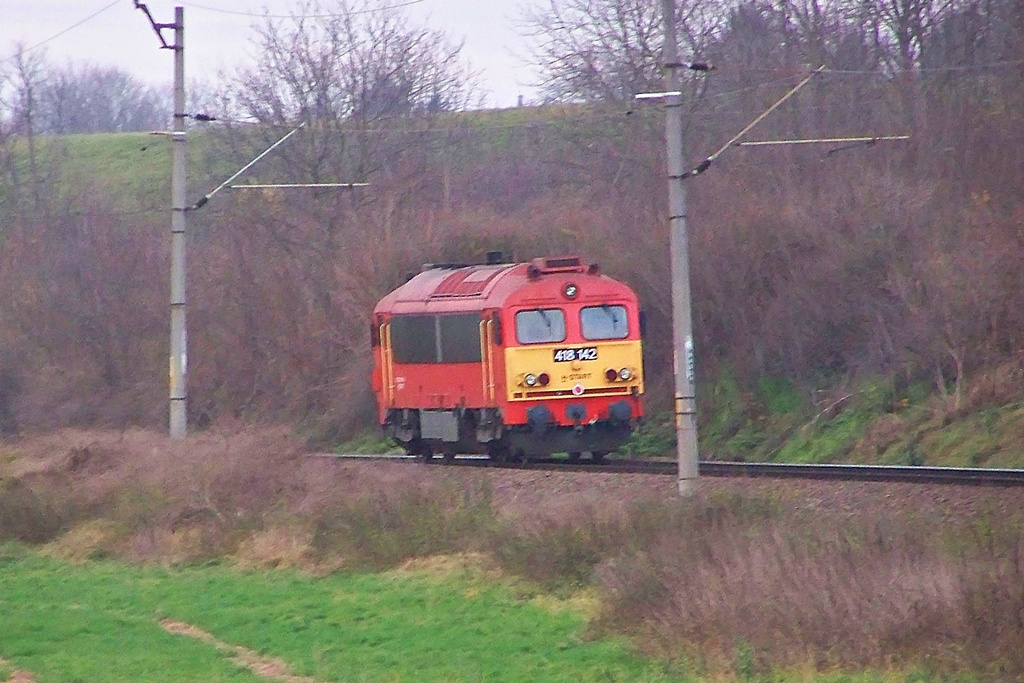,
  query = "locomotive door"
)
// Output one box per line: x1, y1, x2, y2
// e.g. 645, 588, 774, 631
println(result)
379, 321, 395, 406
479, 316, 497, 404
